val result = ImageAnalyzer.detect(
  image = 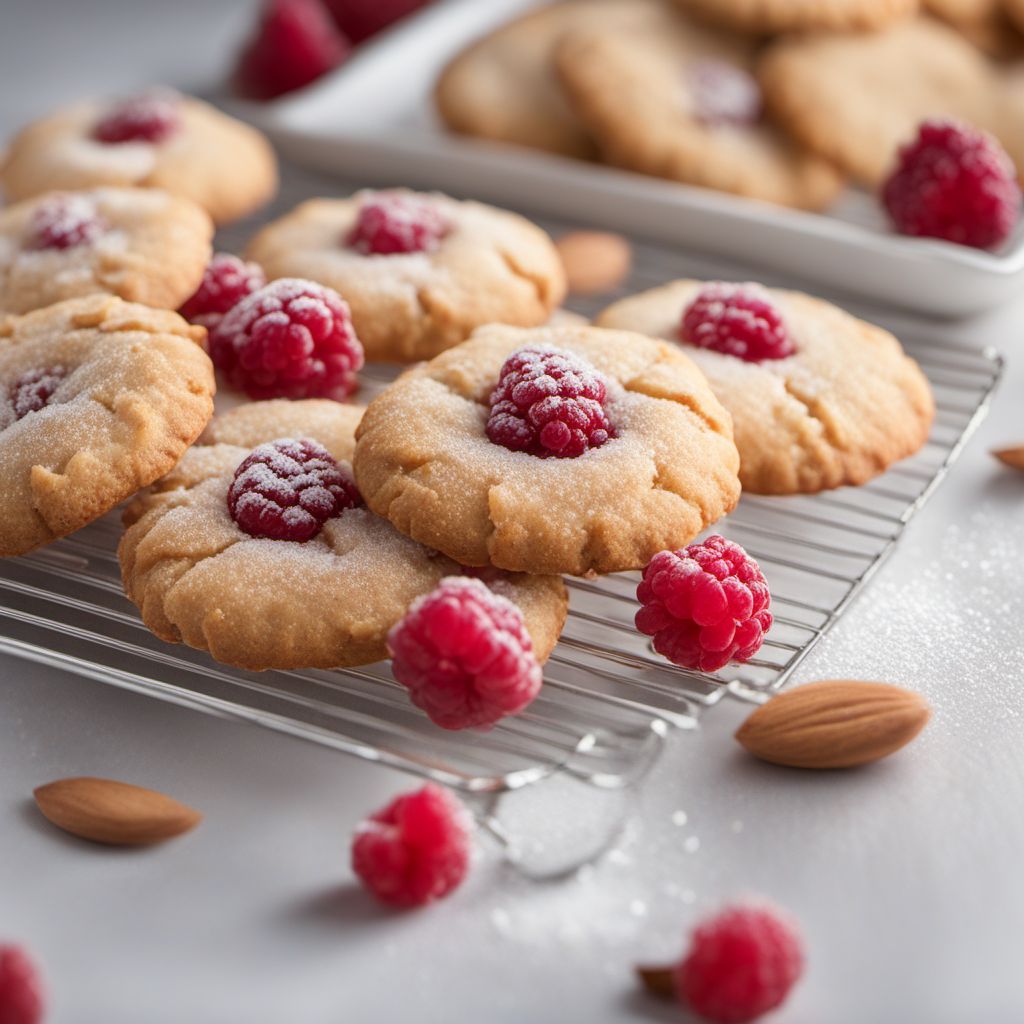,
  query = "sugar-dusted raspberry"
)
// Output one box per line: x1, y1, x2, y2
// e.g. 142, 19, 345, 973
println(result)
636, 535, 772, 673
235, 0, 351, 101
352, 782, 472, 907
388, 576, 543, 730
0, 945, 45, 1024
681, 283, 794, 363
882, 119, 1021, 250
689, 60, 762, 128
209, 278, 364, 400
675, 904, 804, 1023
325, 0, 430, 44
93, 91, 182, 143
347, 191, 450, 255
24, 193, 106, 251
227, 437, 361, 541
178, 252, 267, 329
485, 346, 613, 458
9, 367, 67, 421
